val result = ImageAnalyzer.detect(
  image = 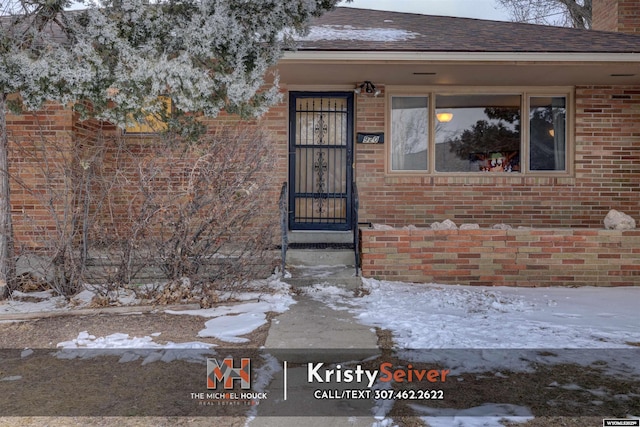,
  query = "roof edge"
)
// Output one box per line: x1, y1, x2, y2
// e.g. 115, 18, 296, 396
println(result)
281, 51, 640, 63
